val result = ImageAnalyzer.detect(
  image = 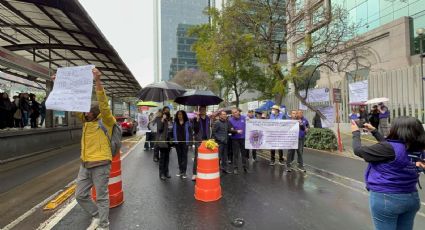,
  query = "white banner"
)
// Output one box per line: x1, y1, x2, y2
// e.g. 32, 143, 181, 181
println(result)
299, 88, 330, 103
349, 80, 368, 103
46, 65, 94, 112
137, 113, 150, 132
247, 101, 259, 110
245, 120, 299, 149
318, 106, 335, 128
